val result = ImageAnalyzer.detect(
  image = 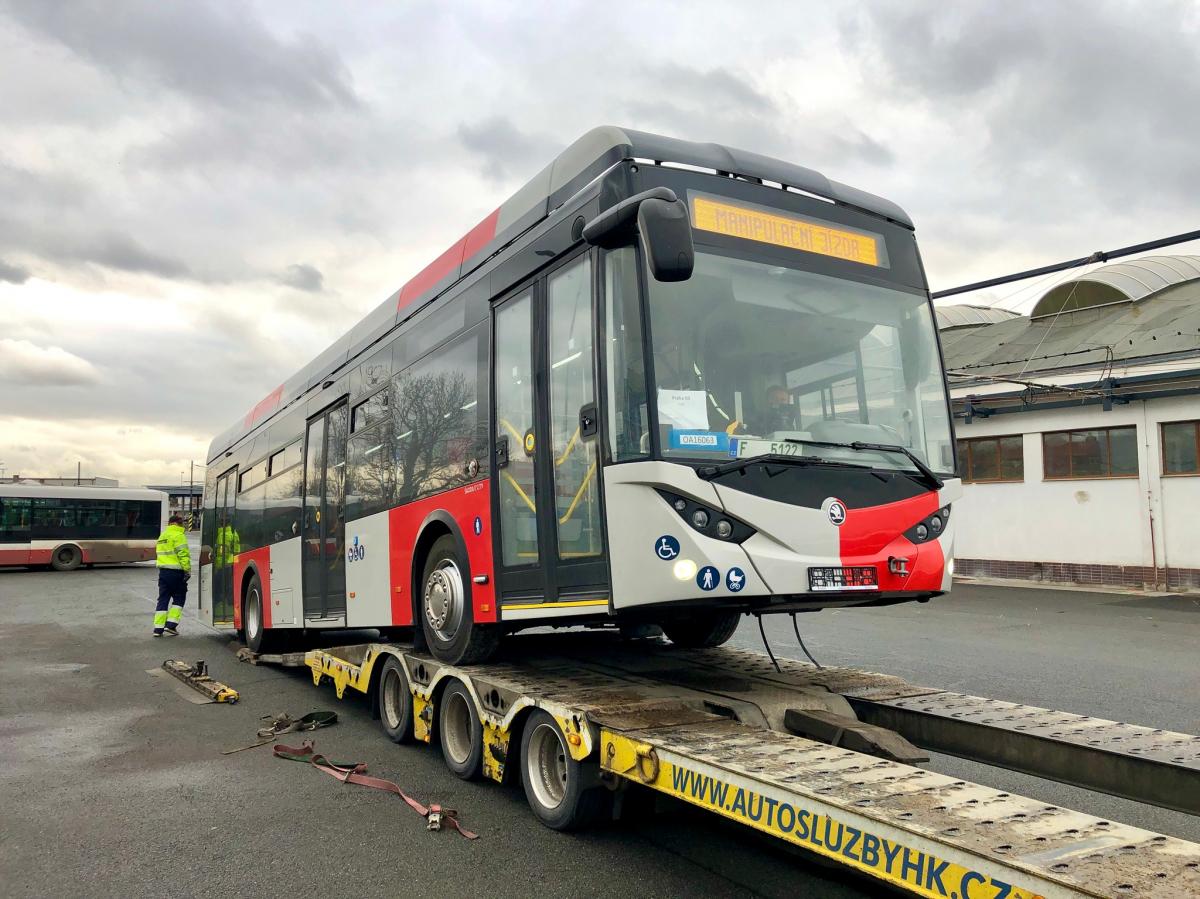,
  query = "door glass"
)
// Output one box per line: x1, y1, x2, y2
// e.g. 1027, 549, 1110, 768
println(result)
303, 415, 326, 610
323, 404, 349, 614
548, 257, 601, 559
495, 292, 538, 567
213, 471, 235, 624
